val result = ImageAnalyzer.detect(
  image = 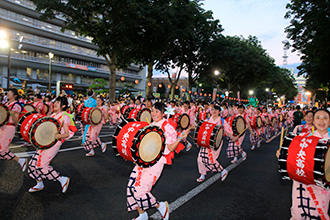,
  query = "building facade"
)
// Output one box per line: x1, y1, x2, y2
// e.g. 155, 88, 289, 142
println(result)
0, 0, 146, 96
